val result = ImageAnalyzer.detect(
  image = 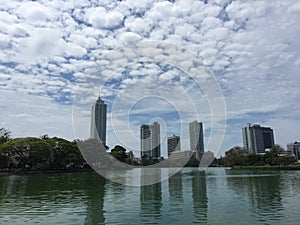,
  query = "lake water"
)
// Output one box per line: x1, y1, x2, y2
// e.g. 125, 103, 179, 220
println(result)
1, 168, 300, 225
